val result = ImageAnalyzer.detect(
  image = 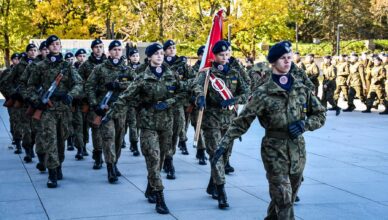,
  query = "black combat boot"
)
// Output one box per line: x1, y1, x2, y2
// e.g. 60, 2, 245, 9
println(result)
163, 159, 169, 173
196, 149, 207, 165
75, 146, 84, 160
335, 106, 341, 116
82, 145, 89, 156
14, 139, 22, 154
36, 153, 46, 172
362, 106, 372, 113
56, 165, 63, 180
379, 101, 388, 115
206, 176, 218, 200
166, 157, 176, 180
179, 141, 189, 155
121, 139, 126, 149
67, 136, 75, 151
93, 151, 103, 170
225, 161, 235, 174
107, 163, 118, 183
155, 190, 170, 214
145, 182, 156, 203
23, 145, 32, 163
343, 104, 356, 112
217, 184, 229, 209
30, 146, 35, 158
47, 168, 58, 188
114, 163, 121, 177
131, 141, 140, 156
295, 196, 300, 202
